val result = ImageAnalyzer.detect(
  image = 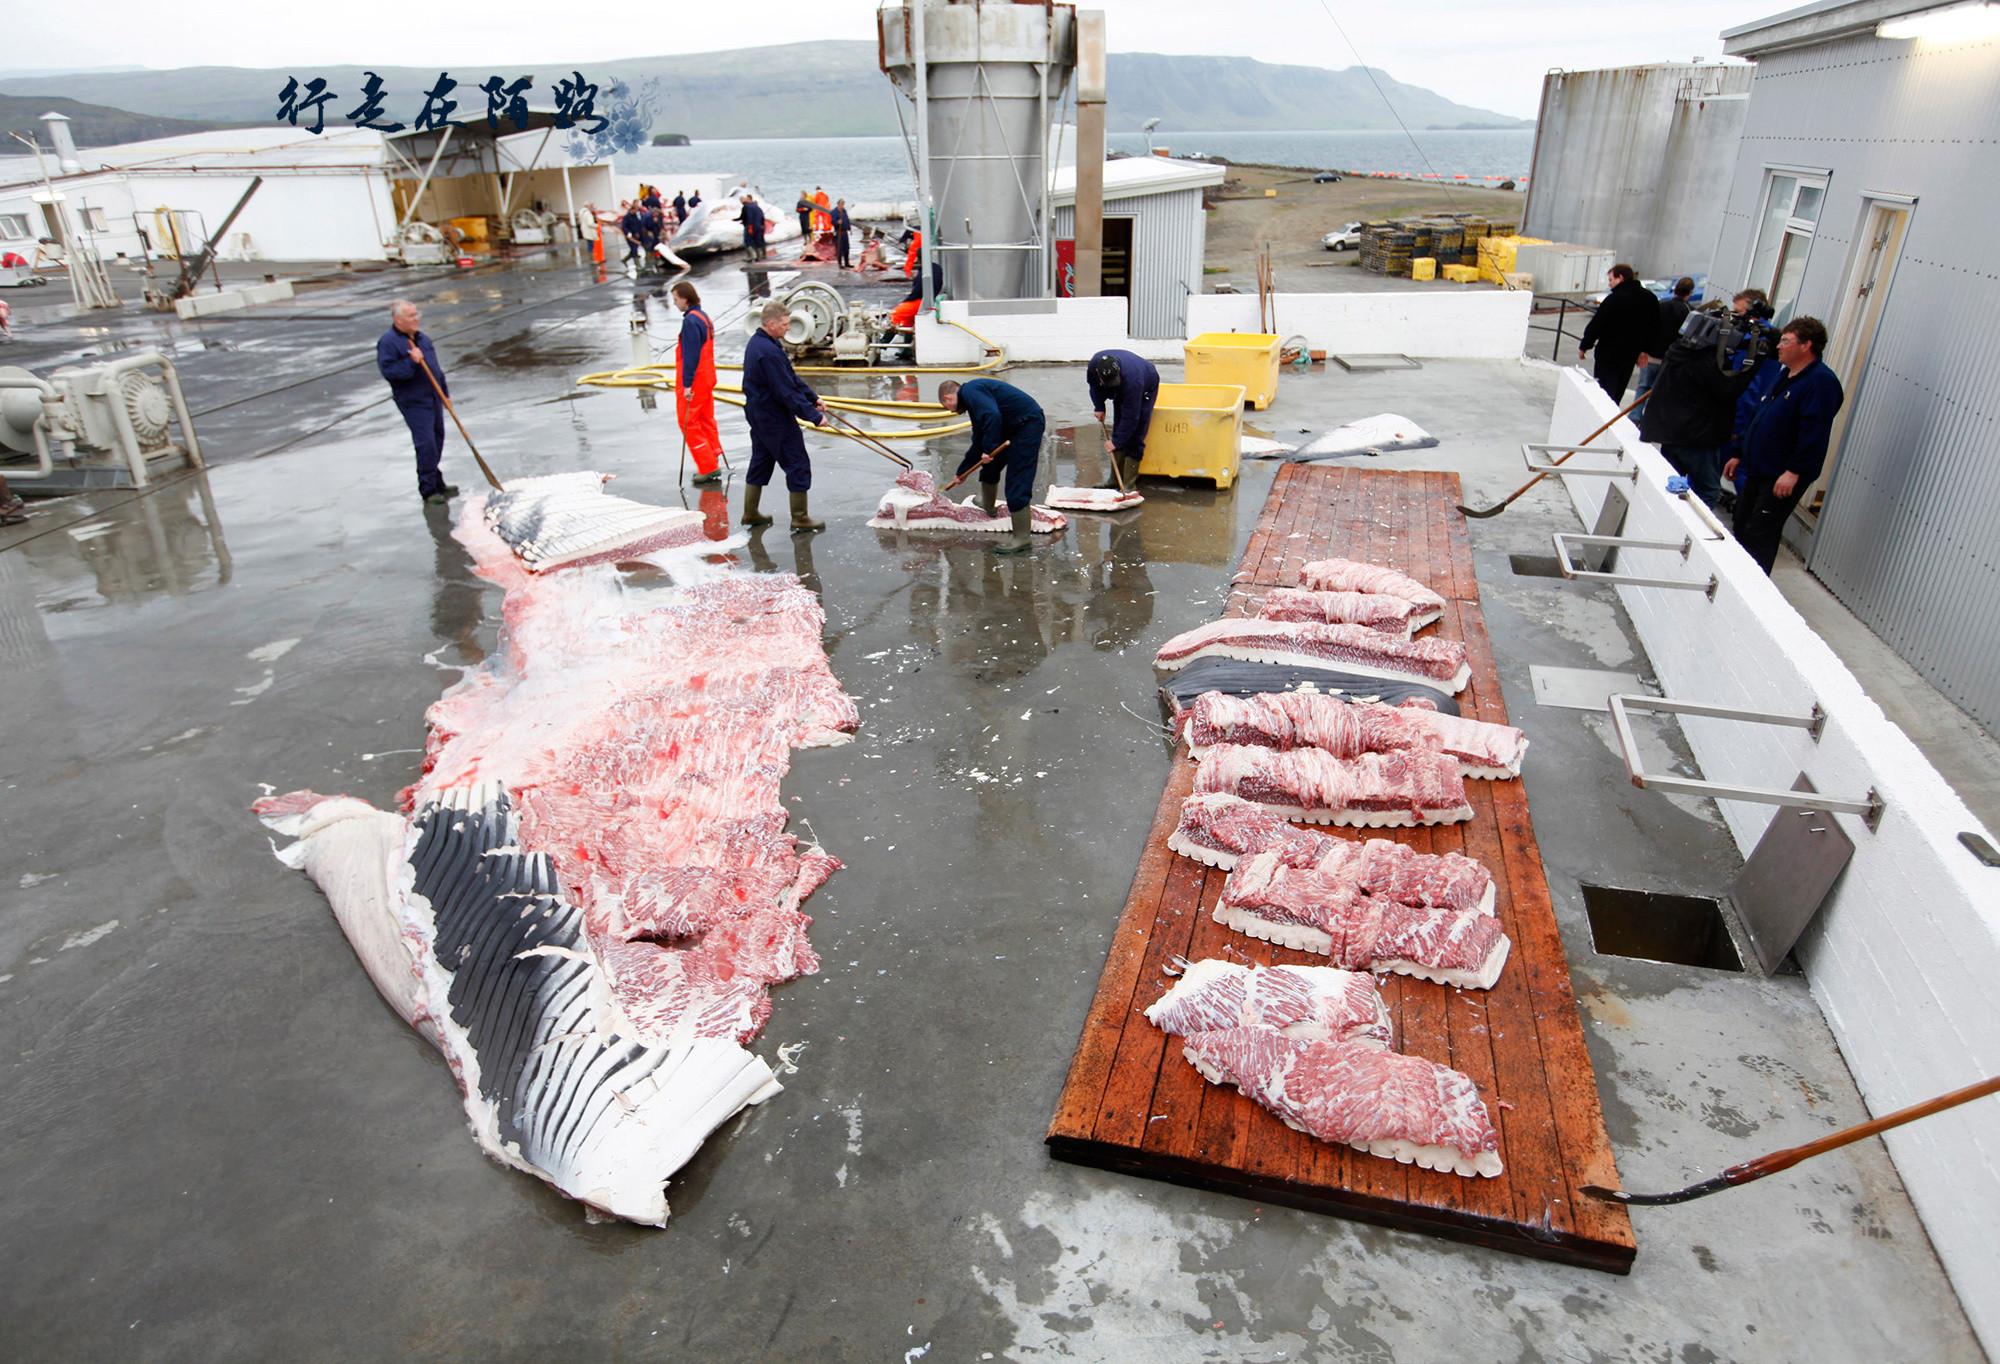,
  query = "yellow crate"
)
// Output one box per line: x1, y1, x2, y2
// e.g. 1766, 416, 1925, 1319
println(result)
1411, 257, 1436, 281
1441, 263, 1480, 283
1139, 383, 1245, 488
1184, 331, 1280, 410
